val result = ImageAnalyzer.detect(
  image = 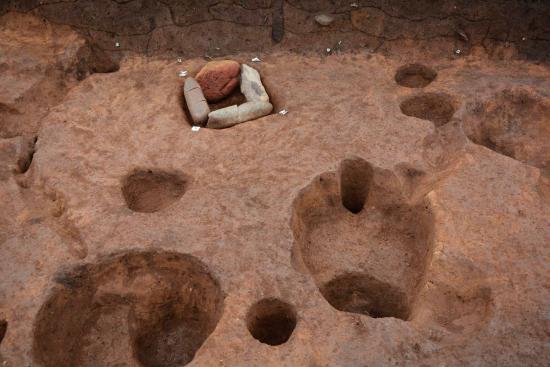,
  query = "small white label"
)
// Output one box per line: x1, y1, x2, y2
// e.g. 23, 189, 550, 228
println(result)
191, 126, 201, 132
278, 109, 289, 116
326, 48, 332, 53
115, 42, 120, 48
177, 57, 183, 63
178, 70, 188, 77
251, 57, 261, 62
455, 49, 461, 54
350, 2, 359, 8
